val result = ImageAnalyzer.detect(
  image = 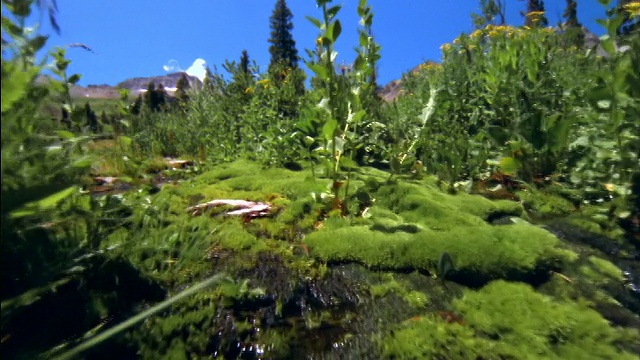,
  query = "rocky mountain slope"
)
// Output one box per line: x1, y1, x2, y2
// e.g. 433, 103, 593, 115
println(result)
69, 72, 202, 99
